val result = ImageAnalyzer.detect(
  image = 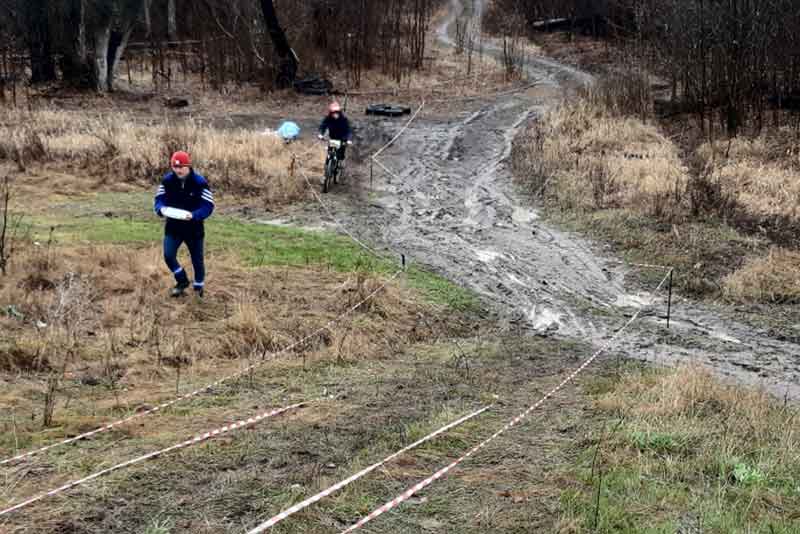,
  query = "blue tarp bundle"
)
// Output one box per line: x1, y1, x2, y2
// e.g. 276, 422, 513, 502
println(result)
277, 121, 301, 141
